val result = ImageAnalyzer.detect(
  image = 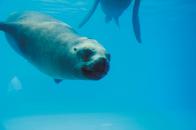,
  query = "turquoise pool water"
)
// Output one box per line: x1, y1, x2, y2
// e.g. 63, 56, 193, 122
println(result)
0, 0, 195, 130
